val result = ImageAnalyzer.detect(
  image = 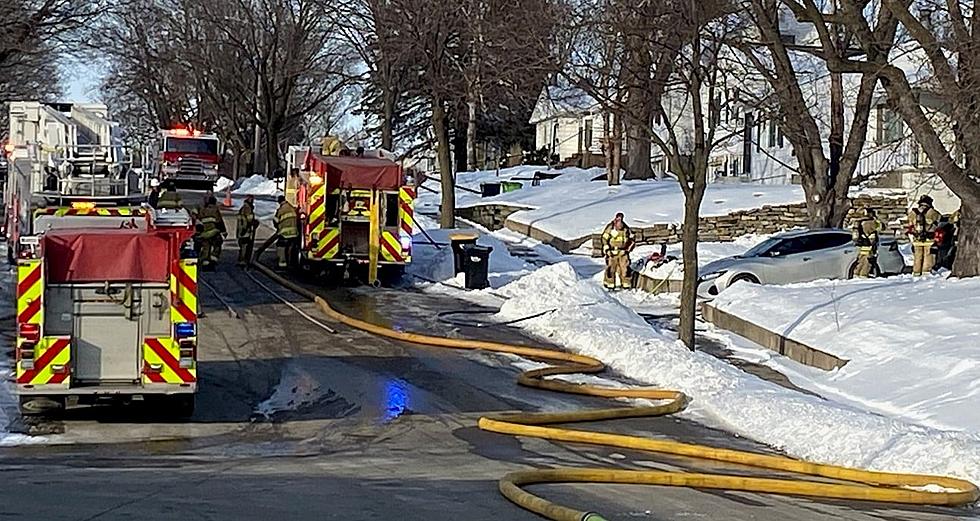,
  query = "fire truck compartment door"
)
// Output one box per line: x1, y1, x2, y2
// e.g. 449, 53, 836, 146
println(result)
73, 285, 142, 382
